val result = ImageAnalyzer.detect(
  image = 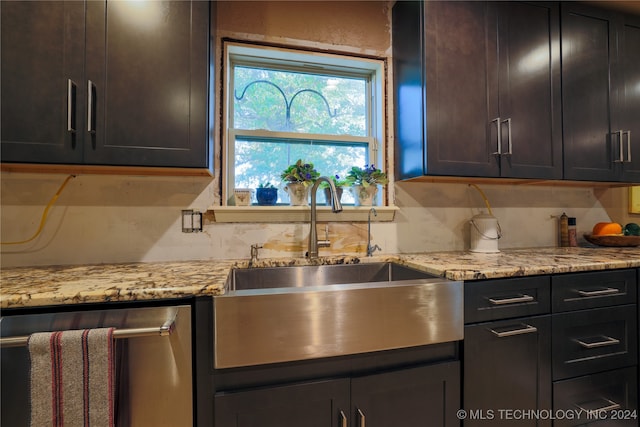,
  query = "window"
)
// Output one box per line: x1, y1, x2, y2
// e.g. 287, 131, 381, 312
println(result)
224, 42, 386, 206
